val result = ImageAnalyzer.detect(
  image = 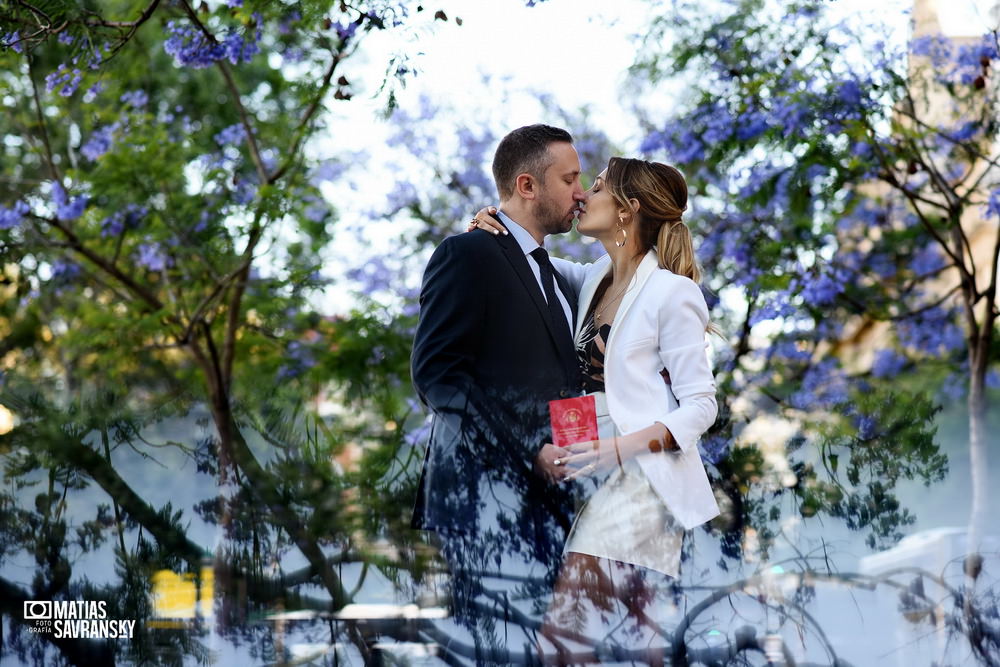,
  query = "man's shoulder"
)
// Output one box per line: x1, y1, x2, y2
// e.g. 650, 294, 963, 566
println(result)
433, 229, 509, 266
439, 228, 506, 252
